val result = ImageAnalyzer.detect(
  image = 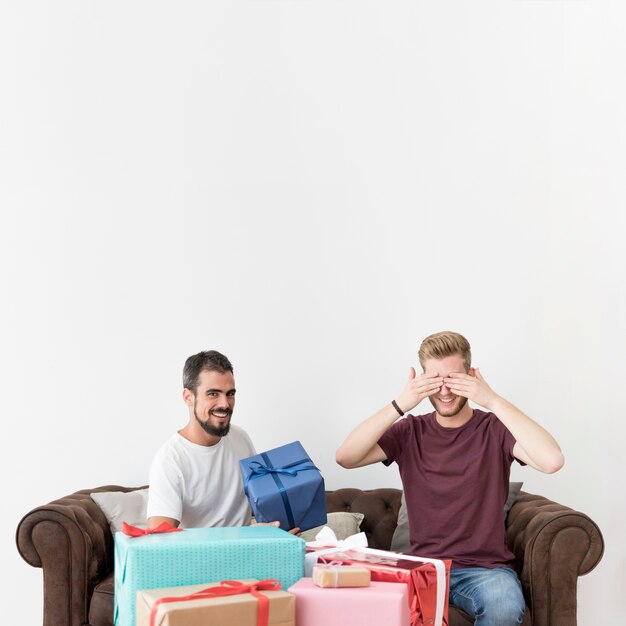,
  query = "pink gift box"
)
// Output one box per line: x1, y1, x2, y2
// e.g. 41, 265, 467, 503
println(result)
307, 548, 450, 626
288, 578, 410, 626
